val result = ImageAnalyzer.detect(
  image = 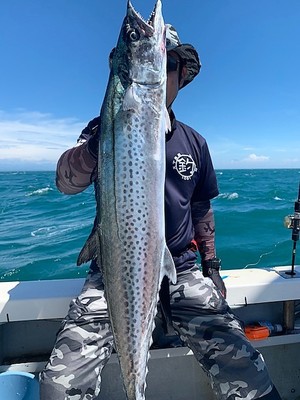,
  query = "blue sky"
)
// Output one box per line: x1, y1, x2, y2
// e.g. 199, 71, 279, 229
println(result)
0, 0, 299, 171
